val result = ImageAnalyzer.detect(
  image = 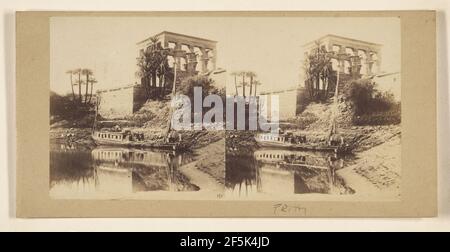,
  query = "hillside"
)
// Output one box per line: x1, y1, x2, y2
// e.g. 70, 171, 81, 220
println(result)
288, 98, 401, 198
